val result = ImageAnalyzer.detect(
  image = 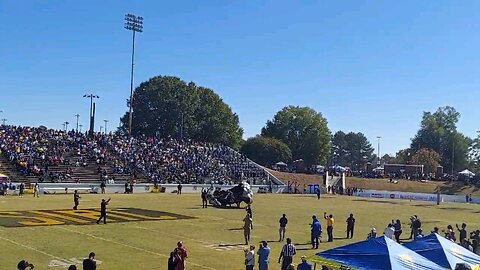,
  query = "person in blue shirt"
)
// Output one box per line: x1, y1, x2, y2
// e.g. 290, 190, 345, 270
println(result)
257, 240, 270, 270
297, 256, 313, 270
310, 215, 322, 249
